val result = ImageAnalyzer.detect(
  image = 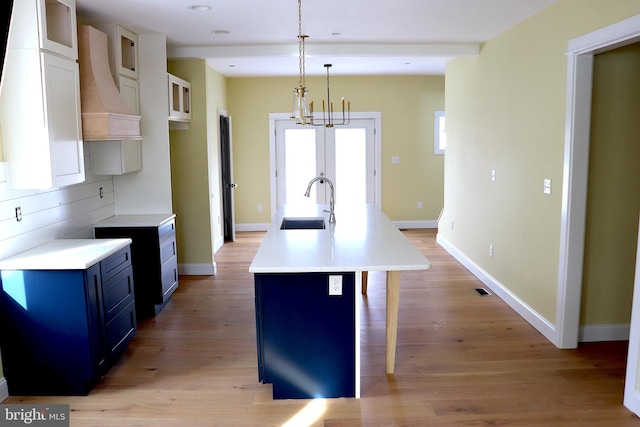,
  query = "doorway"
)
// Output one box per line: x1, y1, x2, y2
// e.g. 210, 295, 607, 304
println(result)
269, 113, 381, 216
558, 12, 640, 415
220, 112, 236, 242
